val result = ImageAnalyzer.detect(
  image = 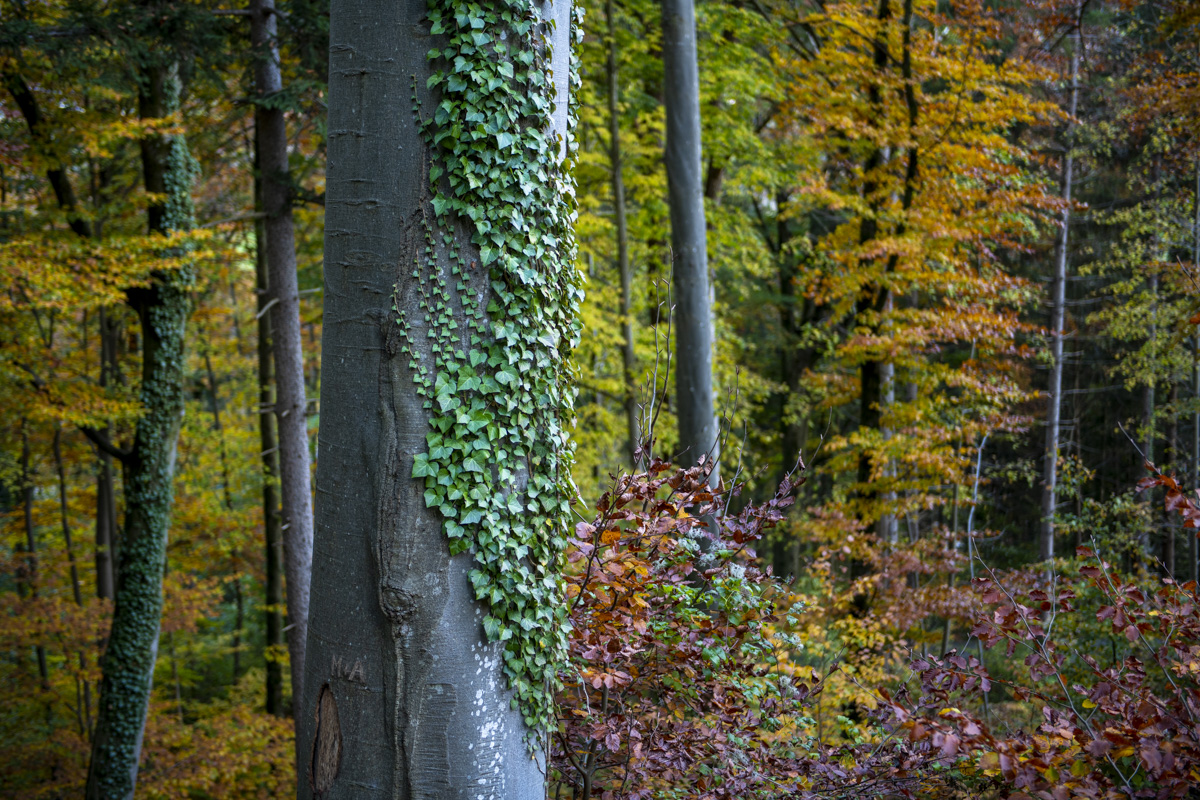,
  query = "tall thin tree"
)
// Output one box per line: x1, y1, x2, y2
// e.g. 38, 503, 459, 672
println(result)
1192, 163, 1200, 585
1039, 5, 1080, 564
254, 169, 286, 717
606, 0, 639, 464
662, 0, 718, 477
250, 0, 313, 707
